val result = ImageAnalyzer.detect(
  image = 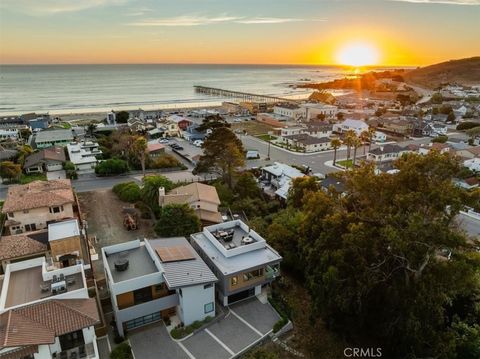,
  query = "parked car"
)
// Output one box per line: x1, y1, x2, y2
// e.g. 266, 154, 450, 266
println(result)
158, 139, 169, 144
175, 146, 184, 150
193, 140, 204, 147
